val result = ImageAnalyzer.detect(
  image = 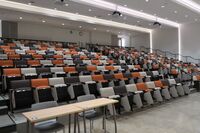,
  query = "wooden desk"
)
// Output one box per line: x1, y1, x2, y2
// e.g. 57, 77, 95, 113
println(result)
73, 98, 118, 133
73, 98, 118, 110
23, 104, 83, 133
